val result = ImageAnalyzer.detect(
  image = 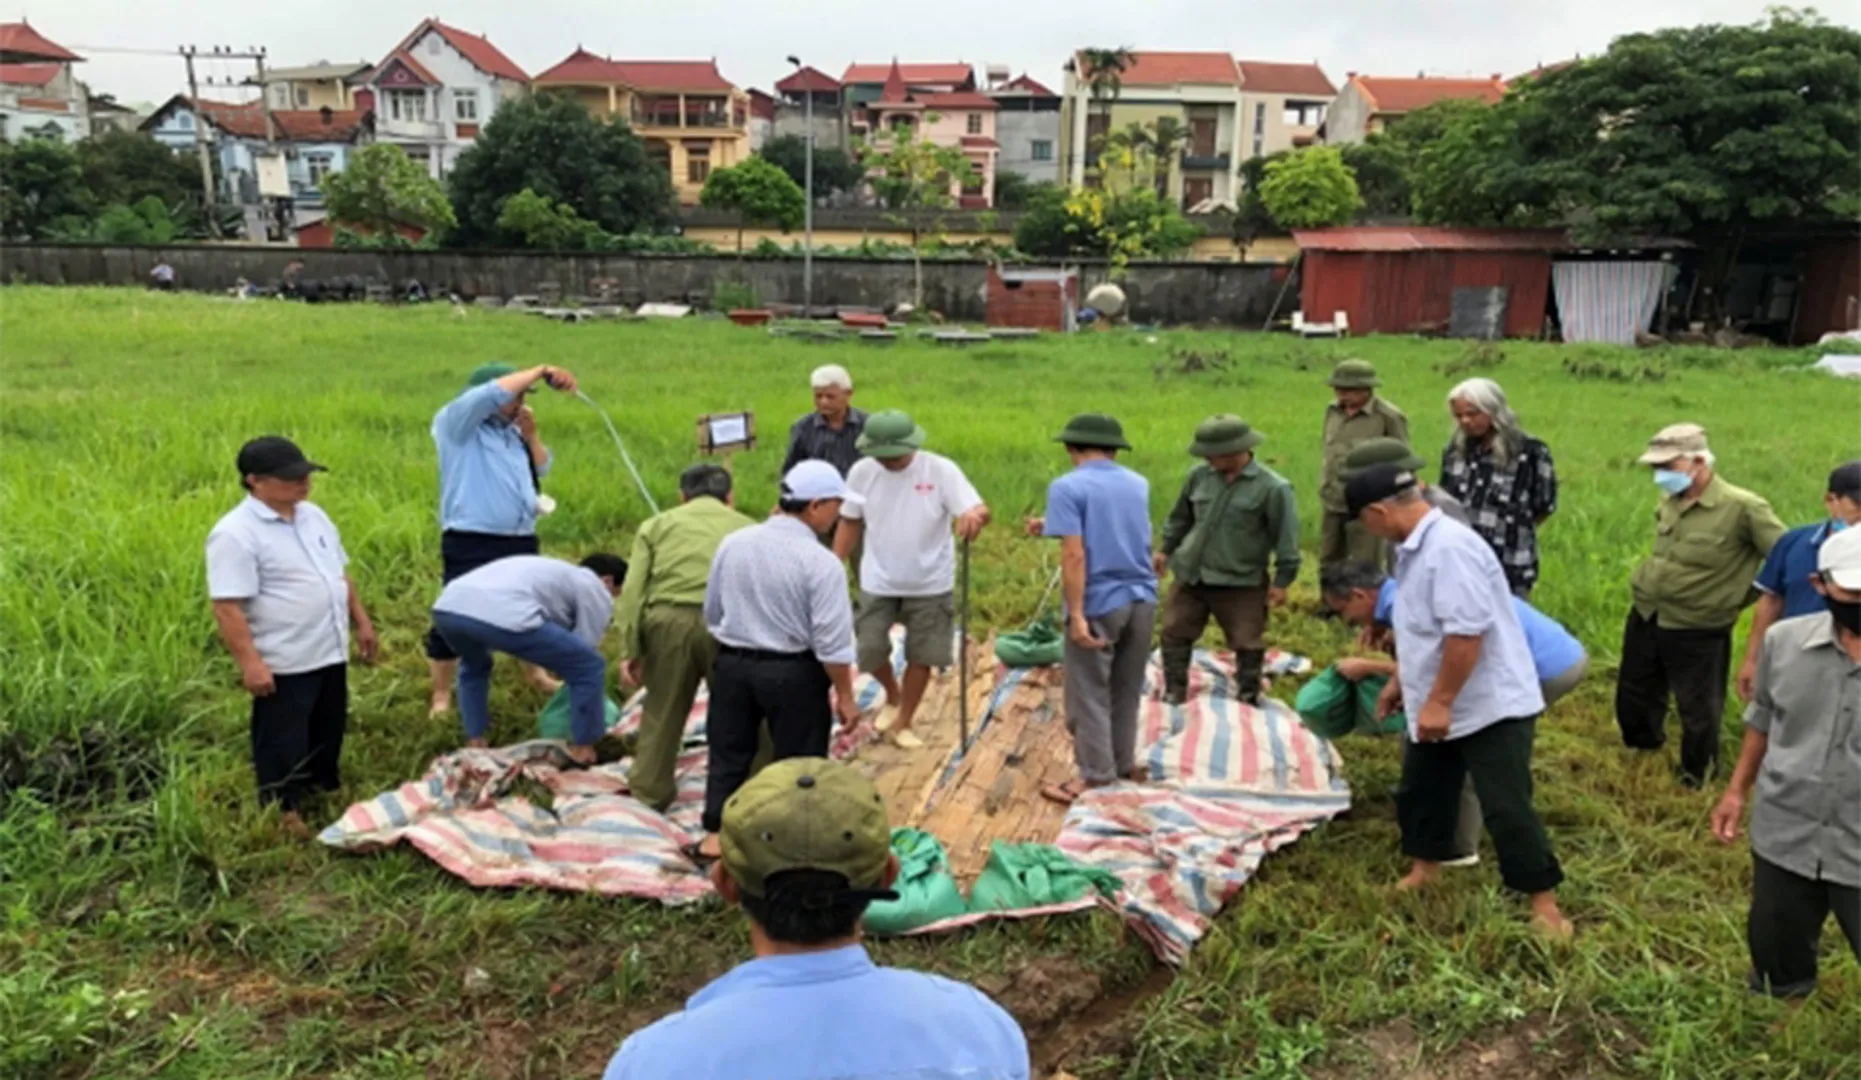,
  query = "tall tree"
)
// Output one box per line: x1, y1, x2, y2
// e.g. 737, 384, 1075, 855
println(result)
76, 131, 208, 233
321, 144, 456, 244
447, 93, 676, 247
0, 139, 91, 239
859, 123, 973, 308
1259, 148, 1364, 229
759, 134, 866, 199
1078, 46, 1135, 174
700, 157, 806, 254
